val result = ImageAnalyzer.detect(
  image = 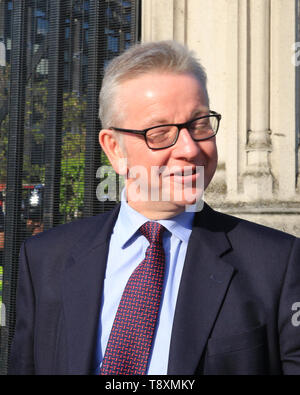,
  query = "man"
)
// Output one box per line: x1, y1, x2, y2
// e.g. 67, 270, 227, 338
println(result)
9, 41, 300, 375
23, 185, 44, 237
